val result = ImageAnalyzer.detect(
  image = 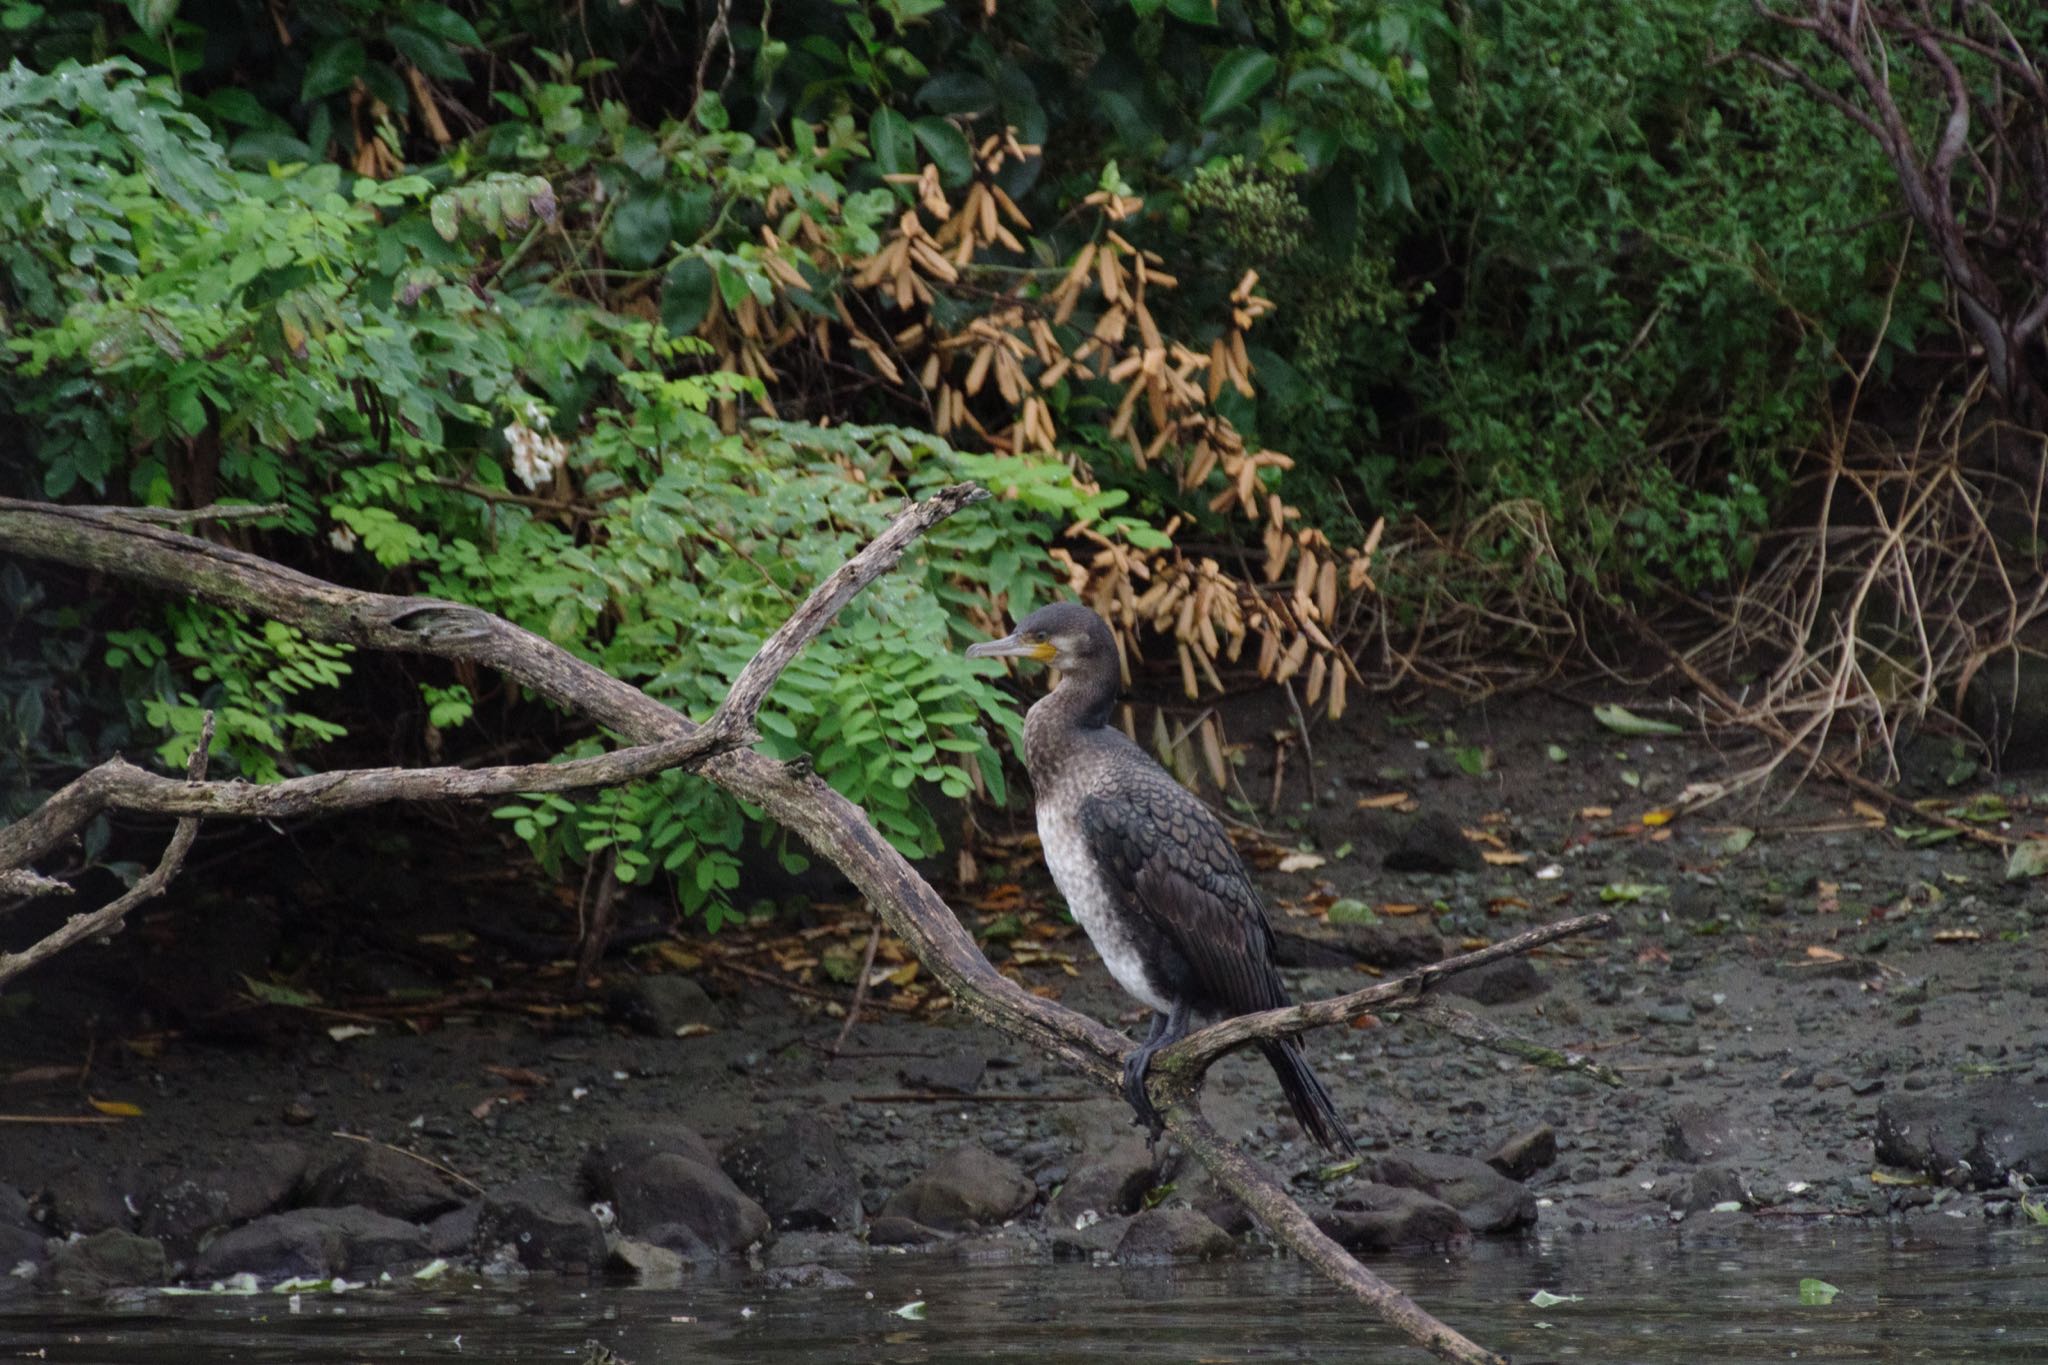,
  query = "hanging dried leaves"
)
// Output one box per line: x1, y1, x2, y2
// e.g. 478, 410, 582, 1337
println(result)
671, 125, 1384, 717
